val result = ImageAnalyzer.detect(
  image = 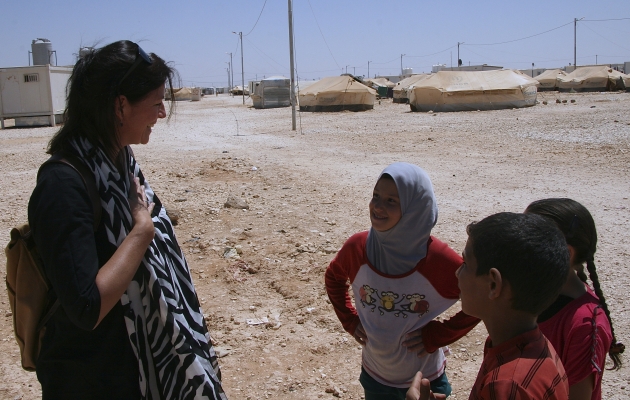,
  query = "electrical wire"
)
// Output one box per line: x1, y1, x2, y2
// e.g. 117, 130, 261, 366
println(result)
307, 0, 340, 69
244, 36, 289, 73
581, 22, 630, 53
234, 36, 240, 56
244, 0, 269, 36
582, 18, 630, 22
466, 20, 574, 46
407, 45, 457, 58
371, 57, 399, 65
